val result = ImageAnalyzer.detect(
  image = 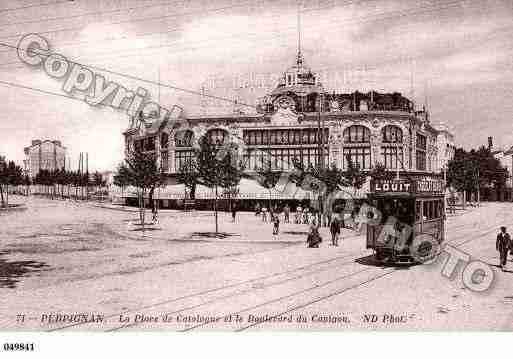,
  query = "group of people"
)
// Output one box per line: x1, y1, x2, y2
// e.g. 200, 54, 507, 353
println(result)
306, 215, 342, 248
253, 203, 287, 235
253, 202, 344, 247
